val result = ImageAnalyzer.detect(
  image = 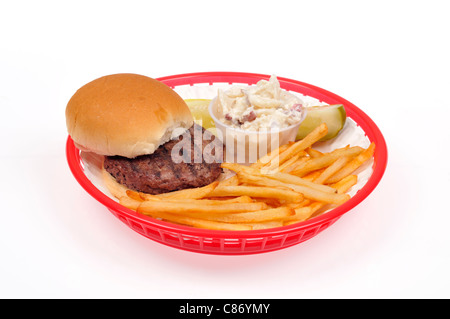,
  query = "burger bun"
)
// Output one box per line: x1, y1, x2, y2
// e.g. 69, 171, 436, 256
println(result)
65, 73, 193, 158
